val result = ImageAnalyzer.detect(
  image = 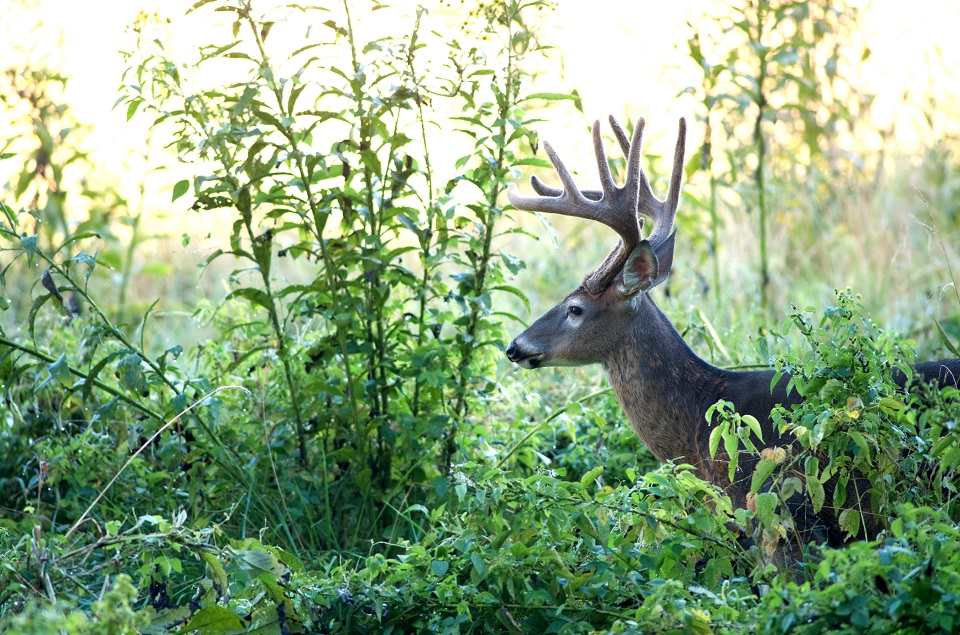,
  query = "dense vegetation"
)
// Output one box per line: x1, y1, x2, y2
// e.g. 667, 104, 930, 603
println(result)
1, 0, 959, 633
